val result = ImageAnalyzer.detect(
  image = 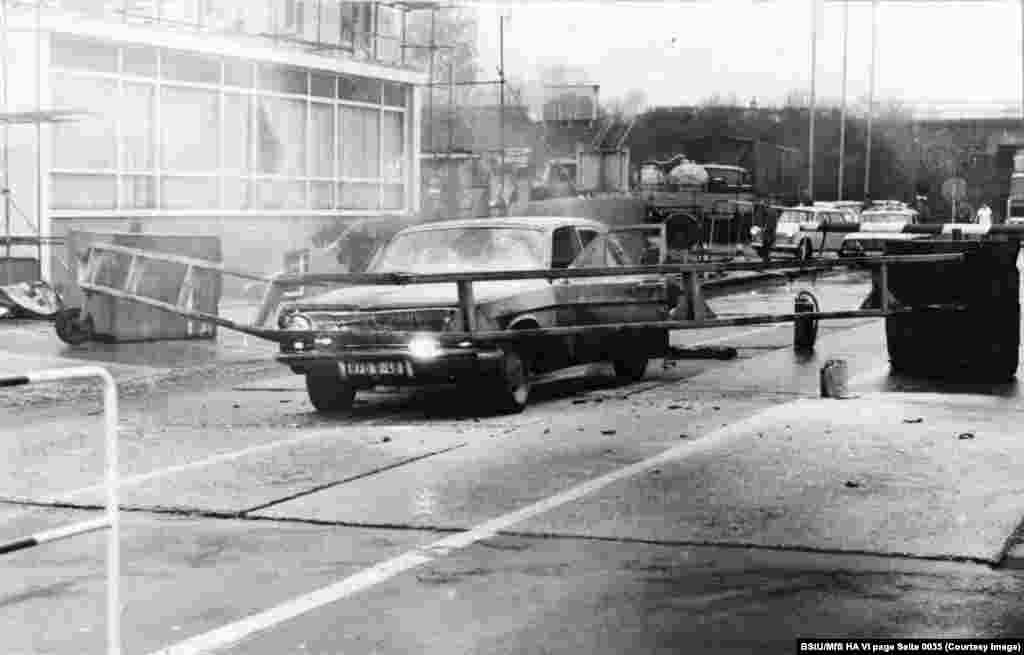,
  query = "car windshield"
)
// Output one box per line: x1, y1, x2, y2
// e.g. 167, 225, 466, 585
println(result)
860, 211, 913, 224
370, 227, 547, 273
778, 210, 814, 225
704, 167, 747, 186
